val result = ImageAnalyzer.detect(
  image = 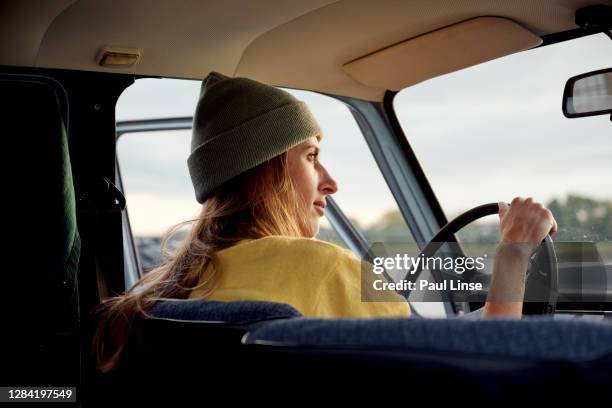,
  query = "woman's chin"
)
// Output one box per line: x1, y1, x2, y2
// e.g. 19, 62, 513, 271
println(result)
302, 219, 319, 238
